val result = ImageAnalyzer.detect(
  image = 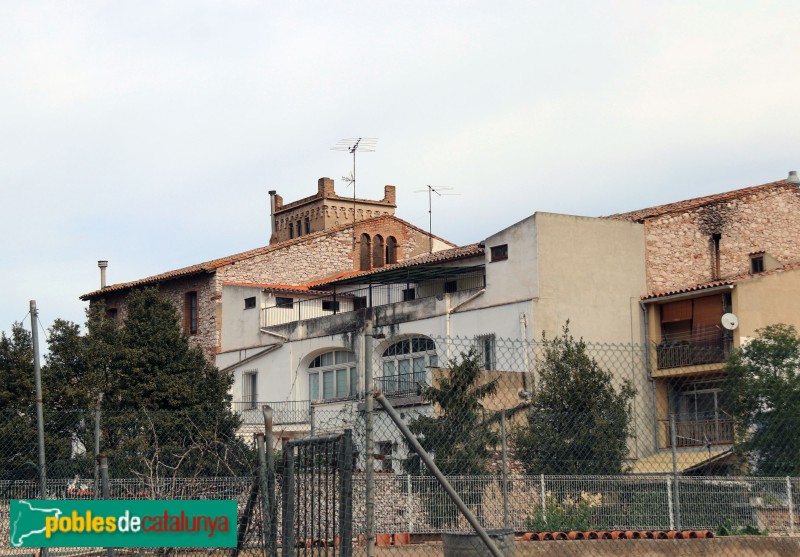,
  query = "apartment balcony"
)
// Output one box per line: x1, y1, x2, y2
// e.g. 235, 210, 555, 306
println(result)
655, 334, 733, 370
658, 416, 734, 449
